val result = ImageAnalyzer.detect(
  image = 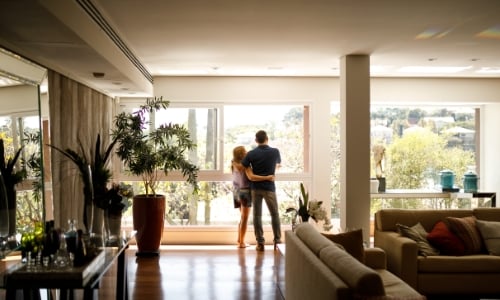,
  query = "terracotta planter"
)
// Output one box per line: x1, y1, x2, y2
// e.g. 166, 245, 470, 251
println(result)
133, 194, 165, 256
